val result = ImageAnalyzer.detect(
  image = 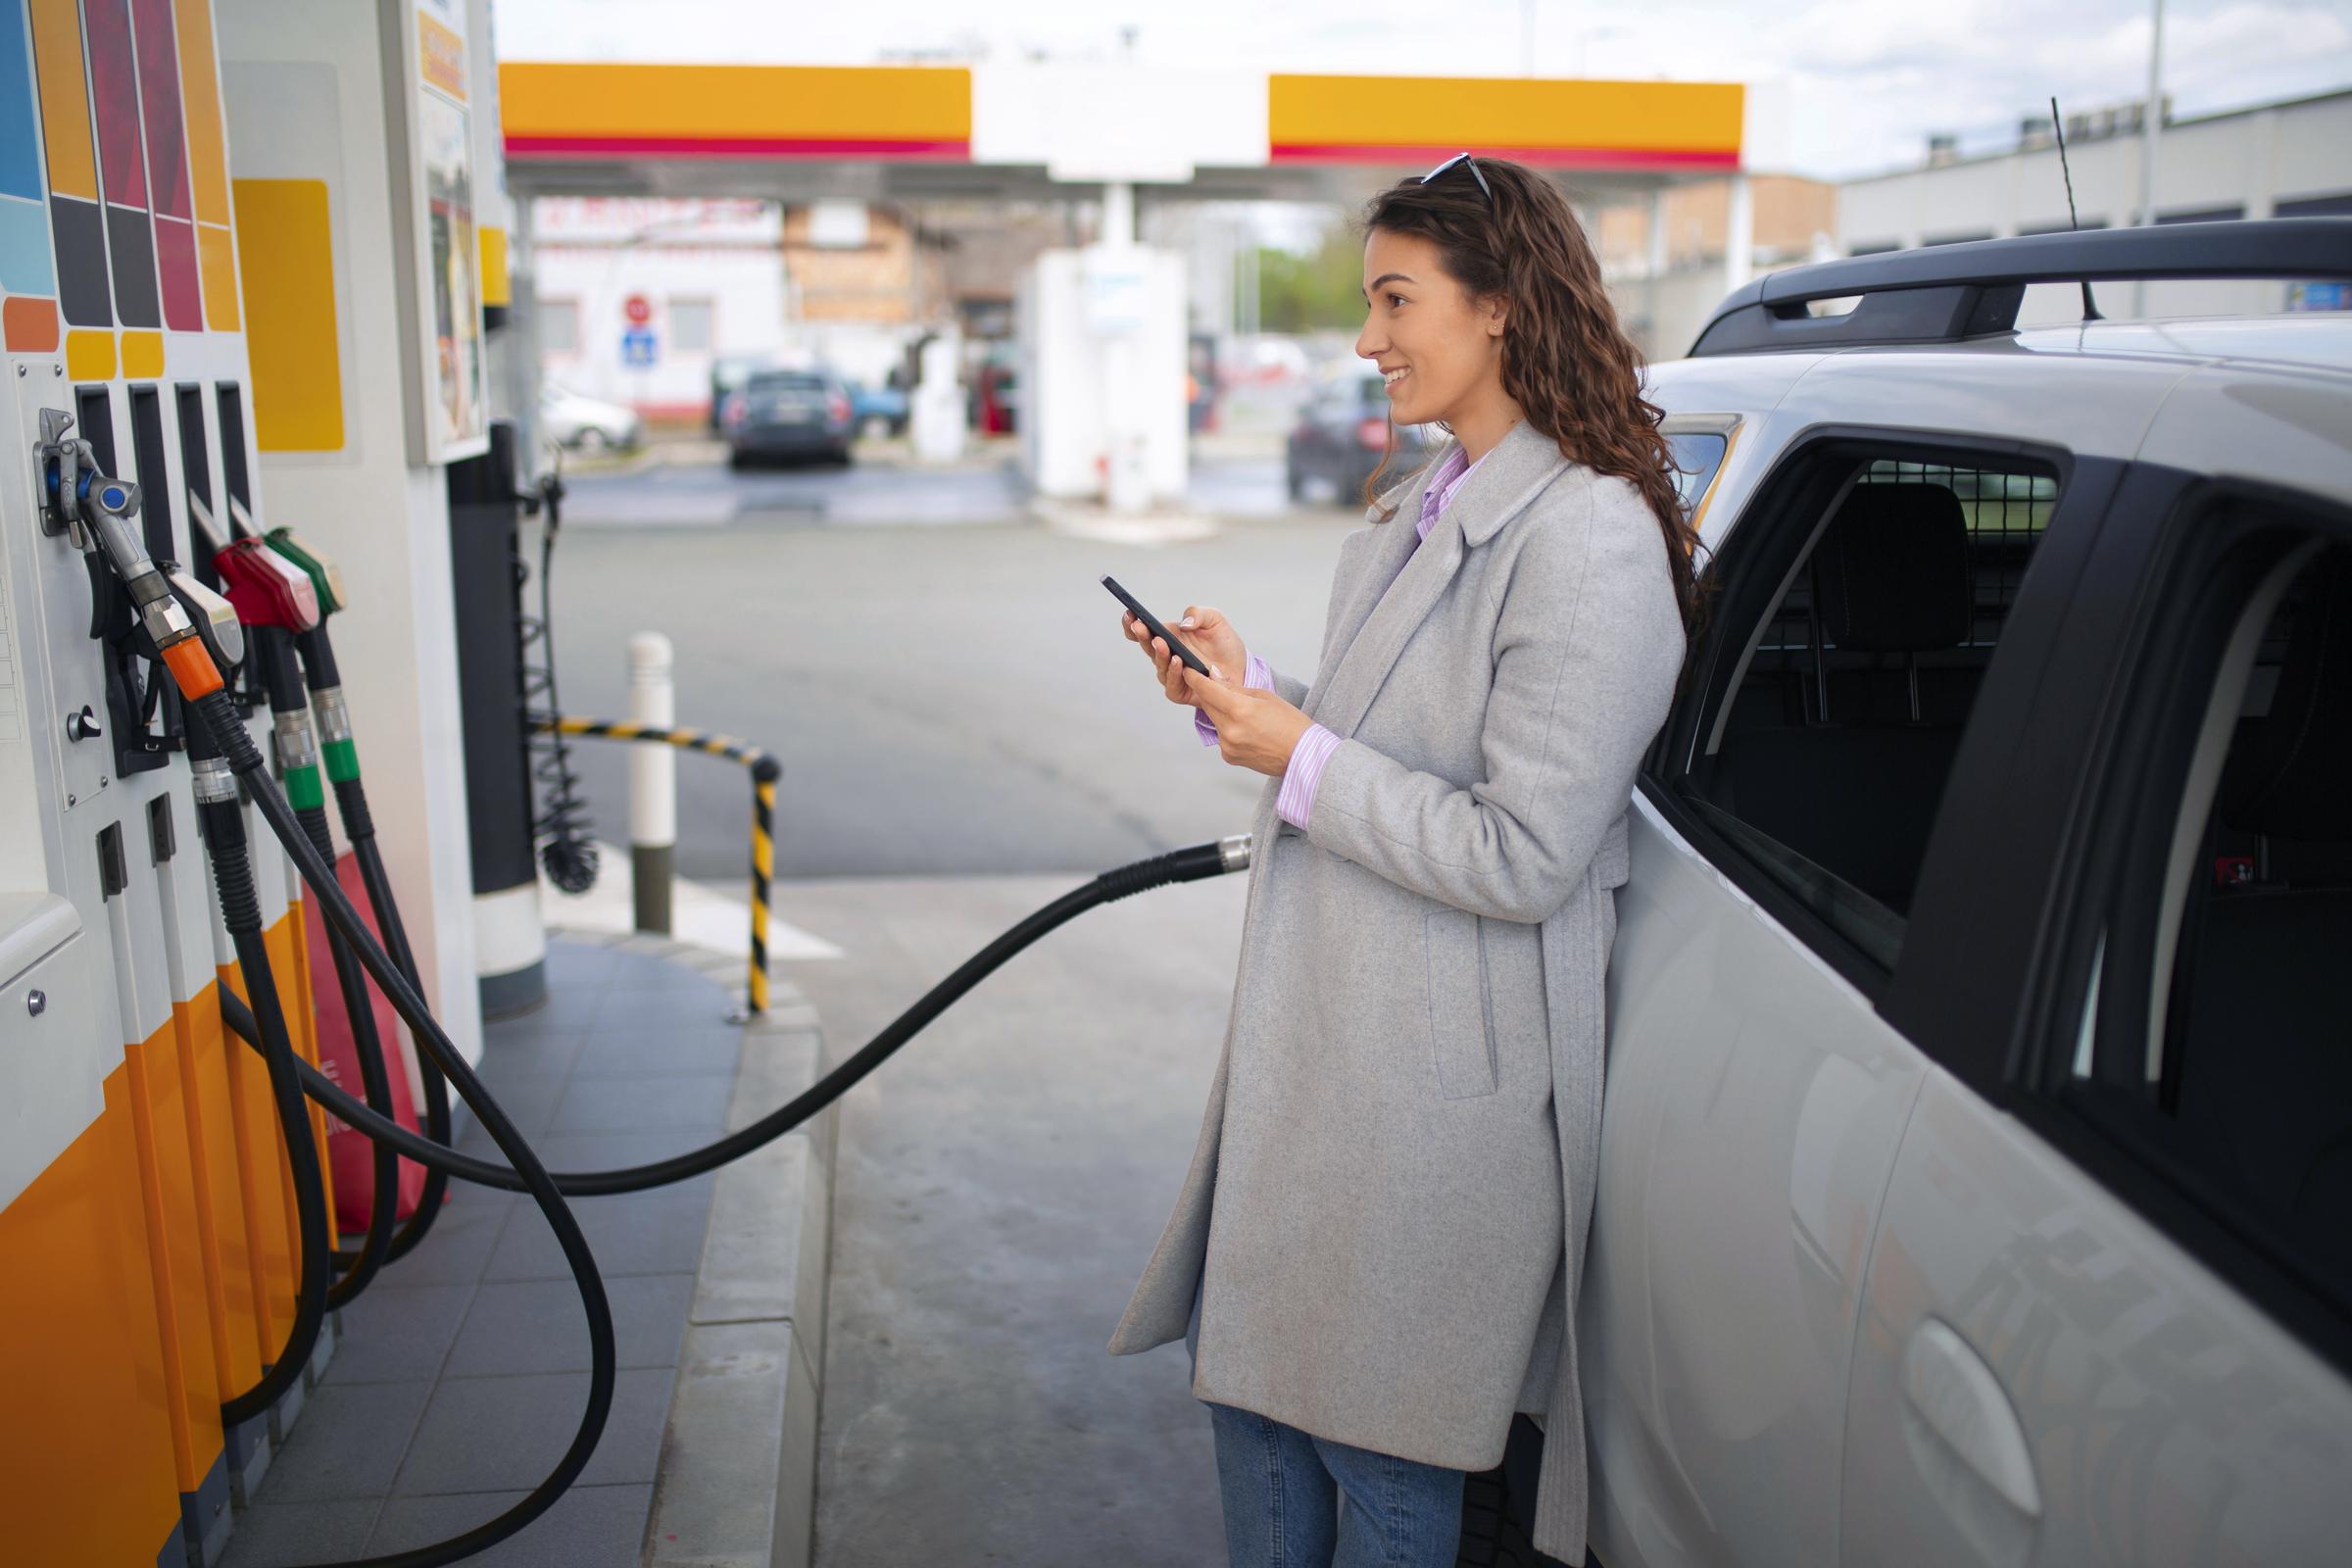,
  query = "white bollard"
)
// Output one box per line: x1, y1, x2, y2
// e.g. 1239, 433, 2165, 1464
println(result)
628, 631, 676, 935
